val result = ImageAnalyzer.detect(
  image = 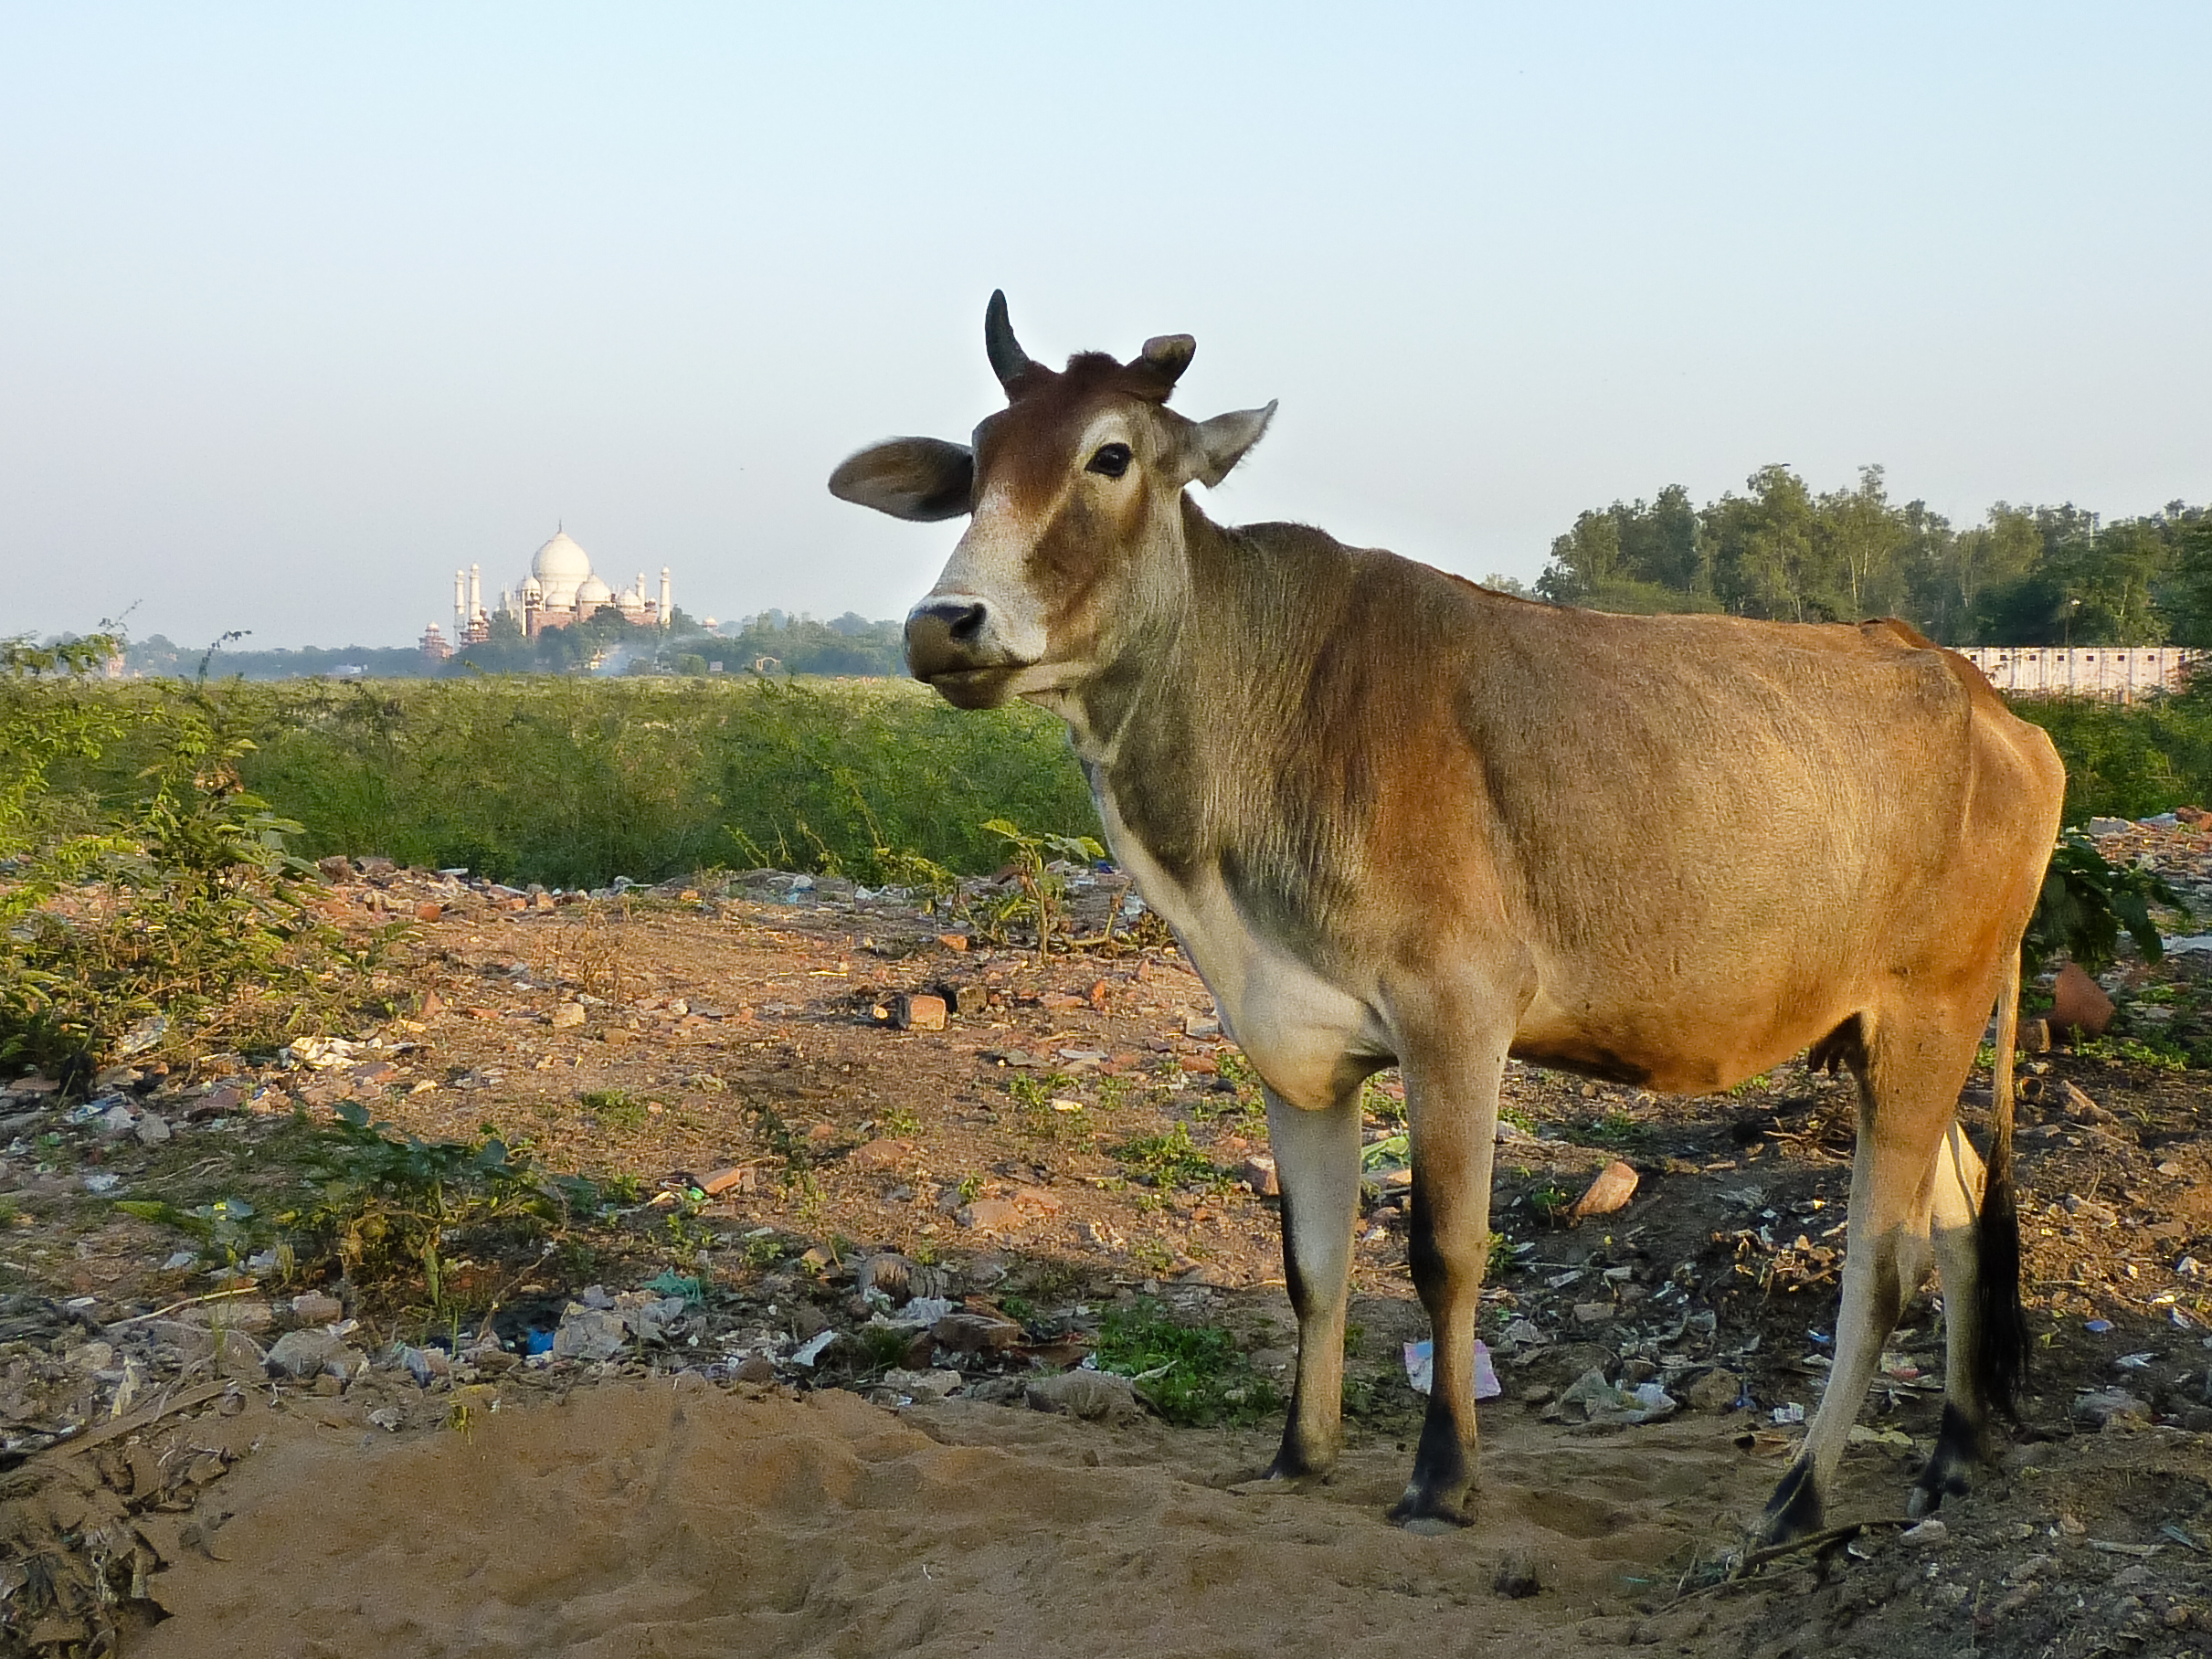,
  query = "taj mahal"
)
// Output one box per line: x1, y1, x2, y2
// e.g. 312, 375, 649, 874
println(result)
428, 530, 674, 653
